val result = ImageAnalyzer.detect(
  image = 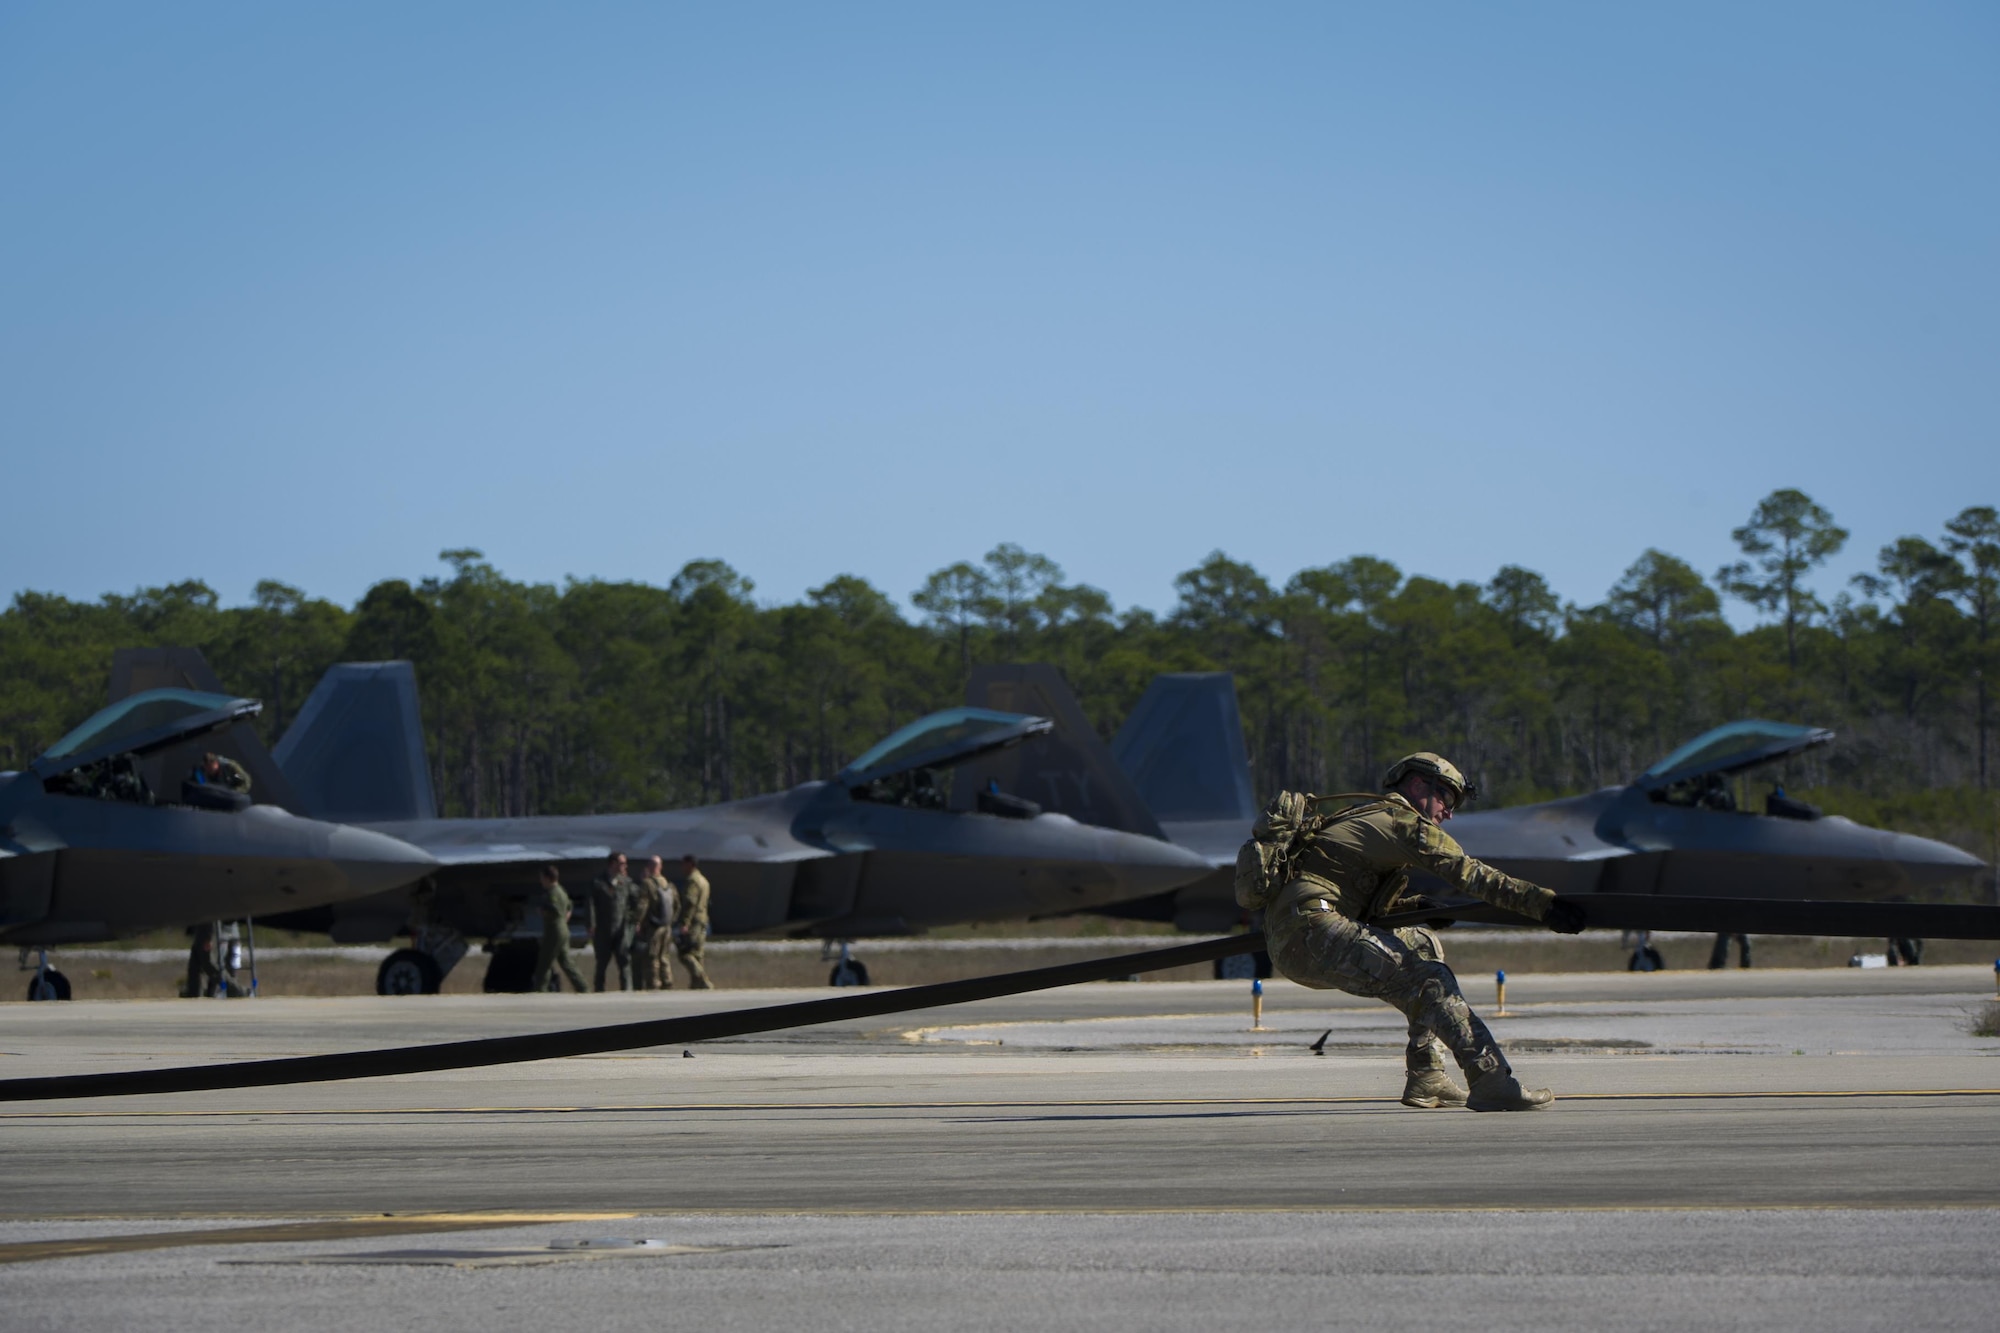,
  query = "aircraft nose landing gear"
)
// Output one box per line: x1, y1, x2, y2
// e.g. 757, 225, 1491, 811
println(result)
21, 948, 71, 1001
826, 940, 871, 987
